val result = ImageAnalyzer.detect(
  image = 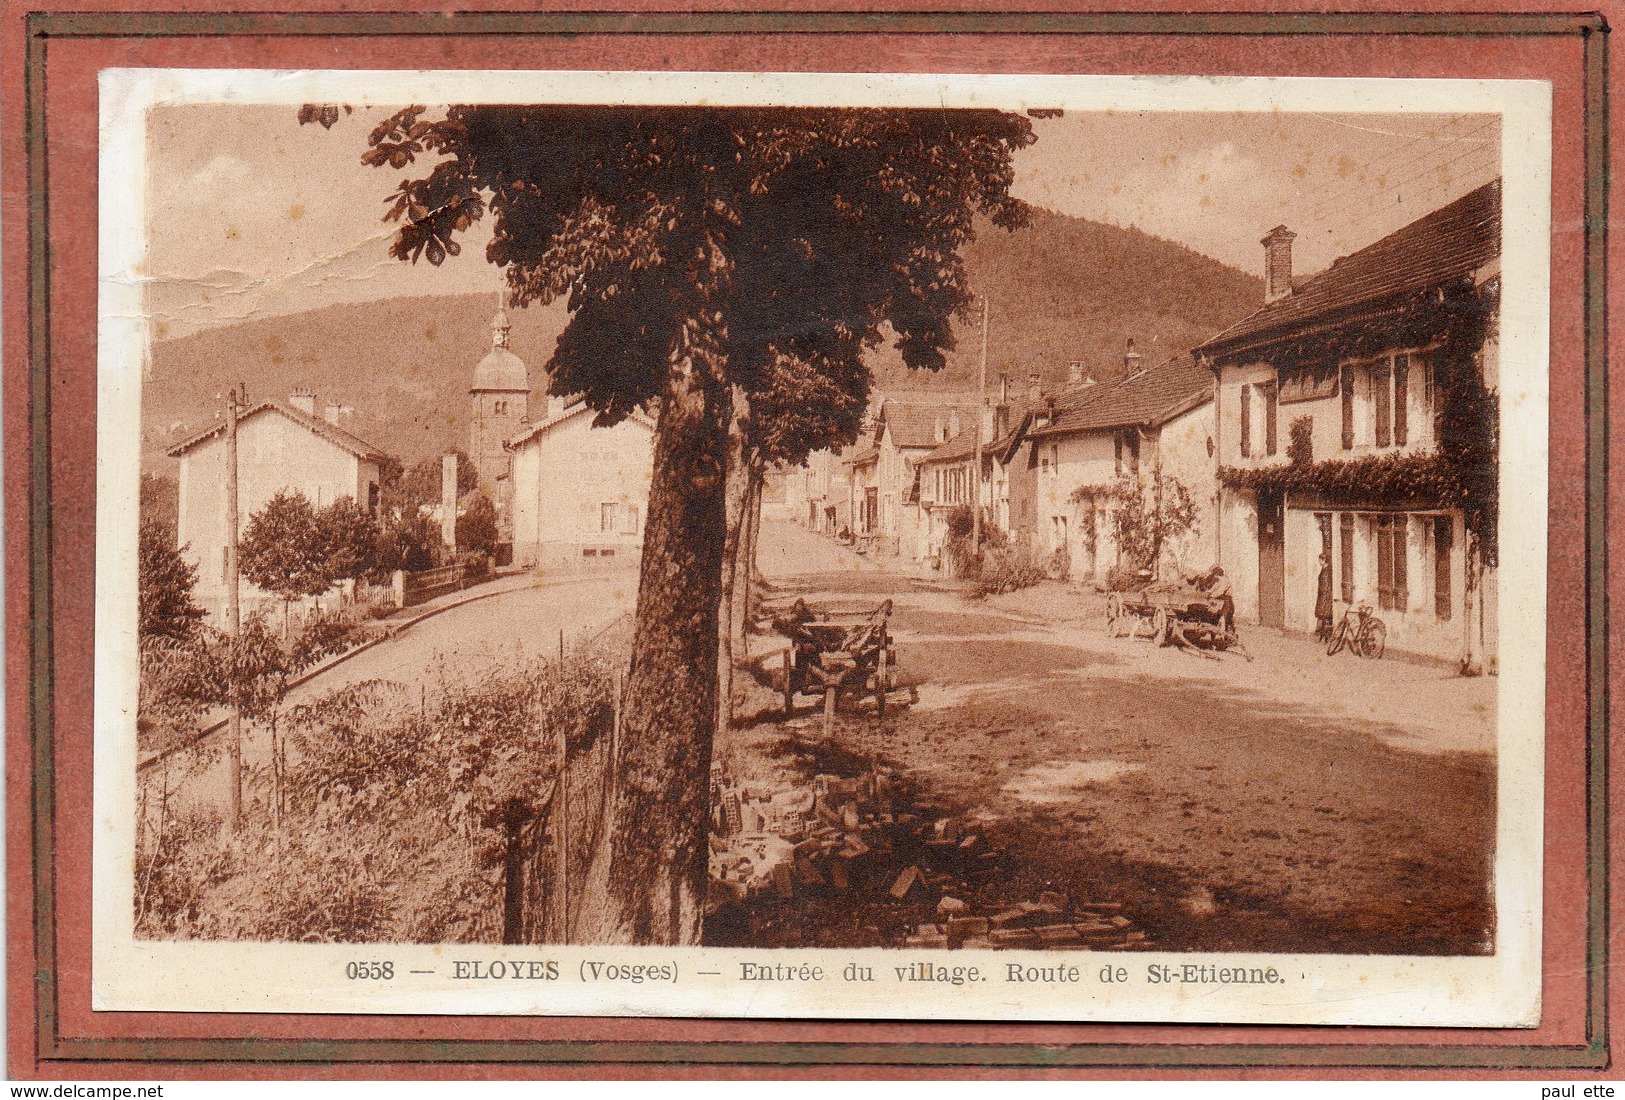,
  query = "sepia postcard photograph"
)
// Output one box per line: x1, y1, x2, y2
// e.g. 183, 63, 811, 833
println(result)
92, 68, 1549, 1026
